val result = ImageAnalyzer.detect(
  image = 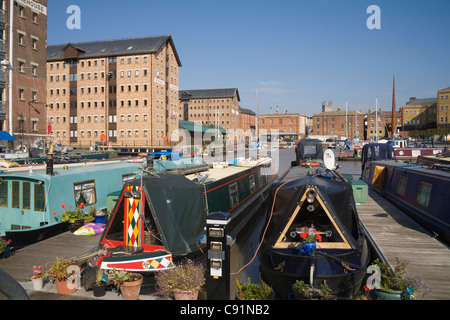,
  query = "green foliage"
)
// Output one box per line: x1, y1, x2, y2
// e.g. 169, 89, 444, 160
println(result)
236, 278, 273, 300
292, 280, 311, 298
46, 257, 79, 281
372, 258, 431, 299
155, 259, 205, 298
